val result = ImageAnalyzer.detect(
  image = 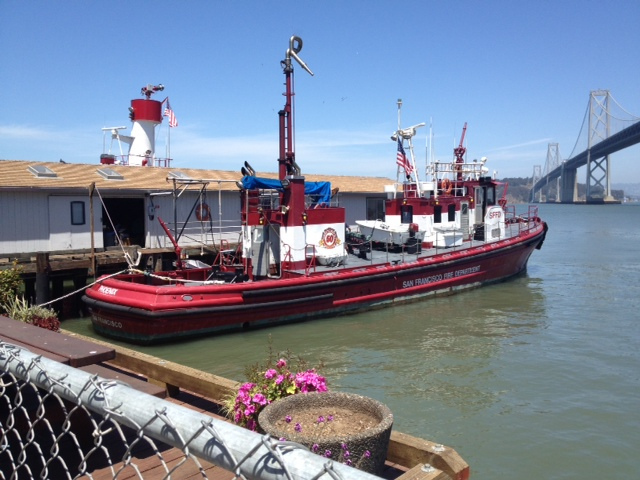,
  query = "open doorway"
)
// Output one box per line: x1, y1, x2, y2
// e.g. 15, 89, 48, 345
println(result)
101, 197, 146, 247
